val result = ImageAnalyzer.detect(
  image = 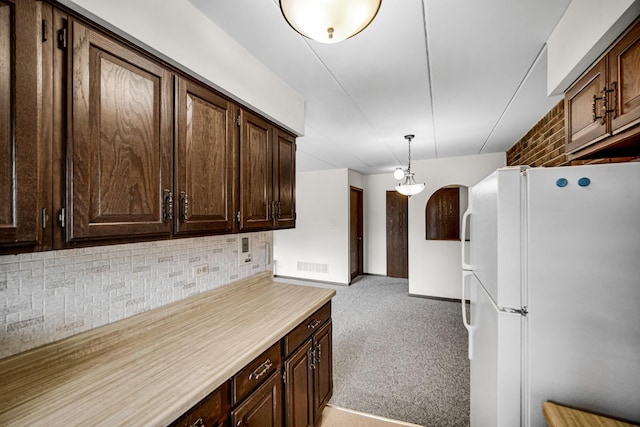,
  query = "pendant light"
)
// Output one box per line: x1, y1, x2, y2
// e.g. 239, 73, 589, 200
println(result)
396, 134, 425, 197
279, 0, 382, 44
